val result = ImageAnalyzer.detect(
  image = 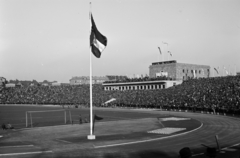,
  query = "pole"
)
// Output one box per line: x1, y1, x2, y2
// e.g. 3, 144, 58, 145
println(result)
26, 112, 28, 127
88, 3, 95, 140
64, 110, 66, 124
30, 113, 33, 128
69, 110, 72, 124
